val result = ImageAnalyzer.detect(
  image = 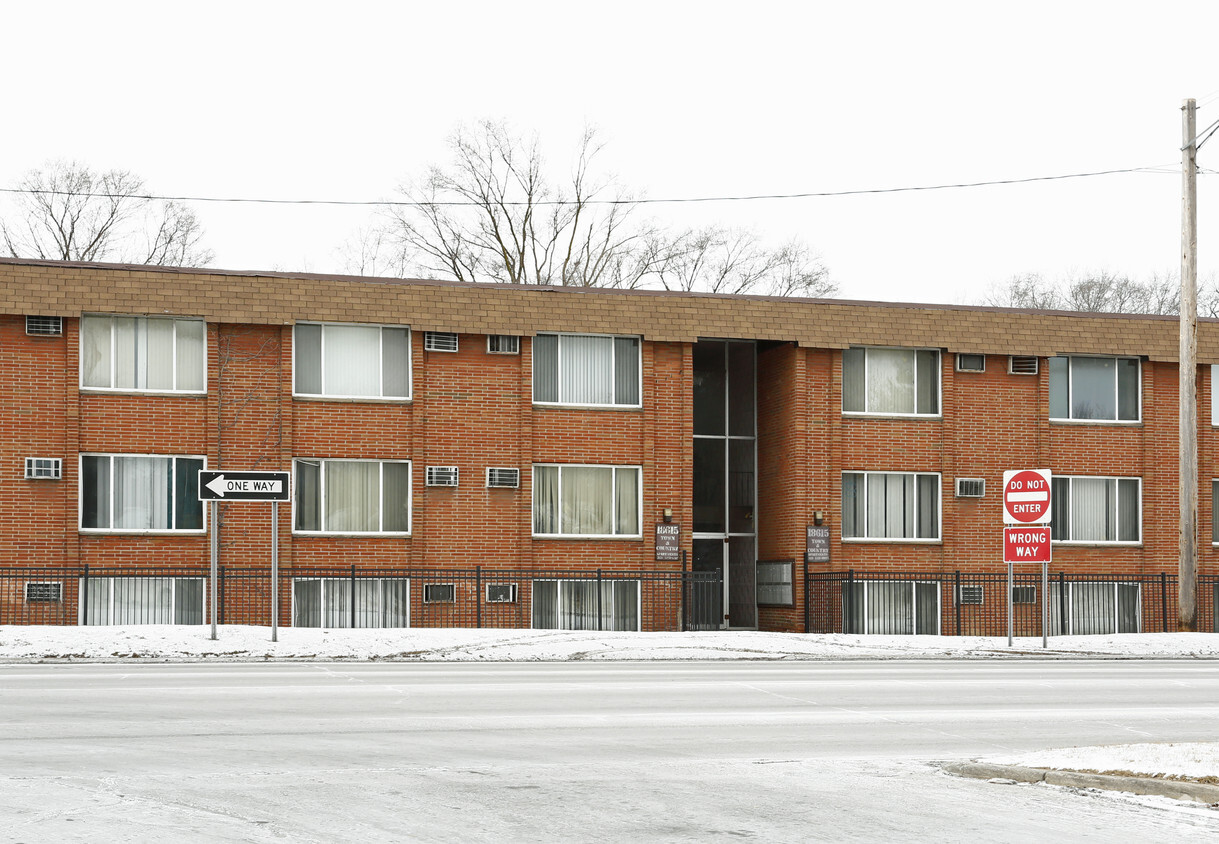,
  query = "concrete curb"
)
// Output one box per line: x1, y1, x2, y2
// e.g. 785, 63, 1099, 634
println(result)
942, 761, 1219, 804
